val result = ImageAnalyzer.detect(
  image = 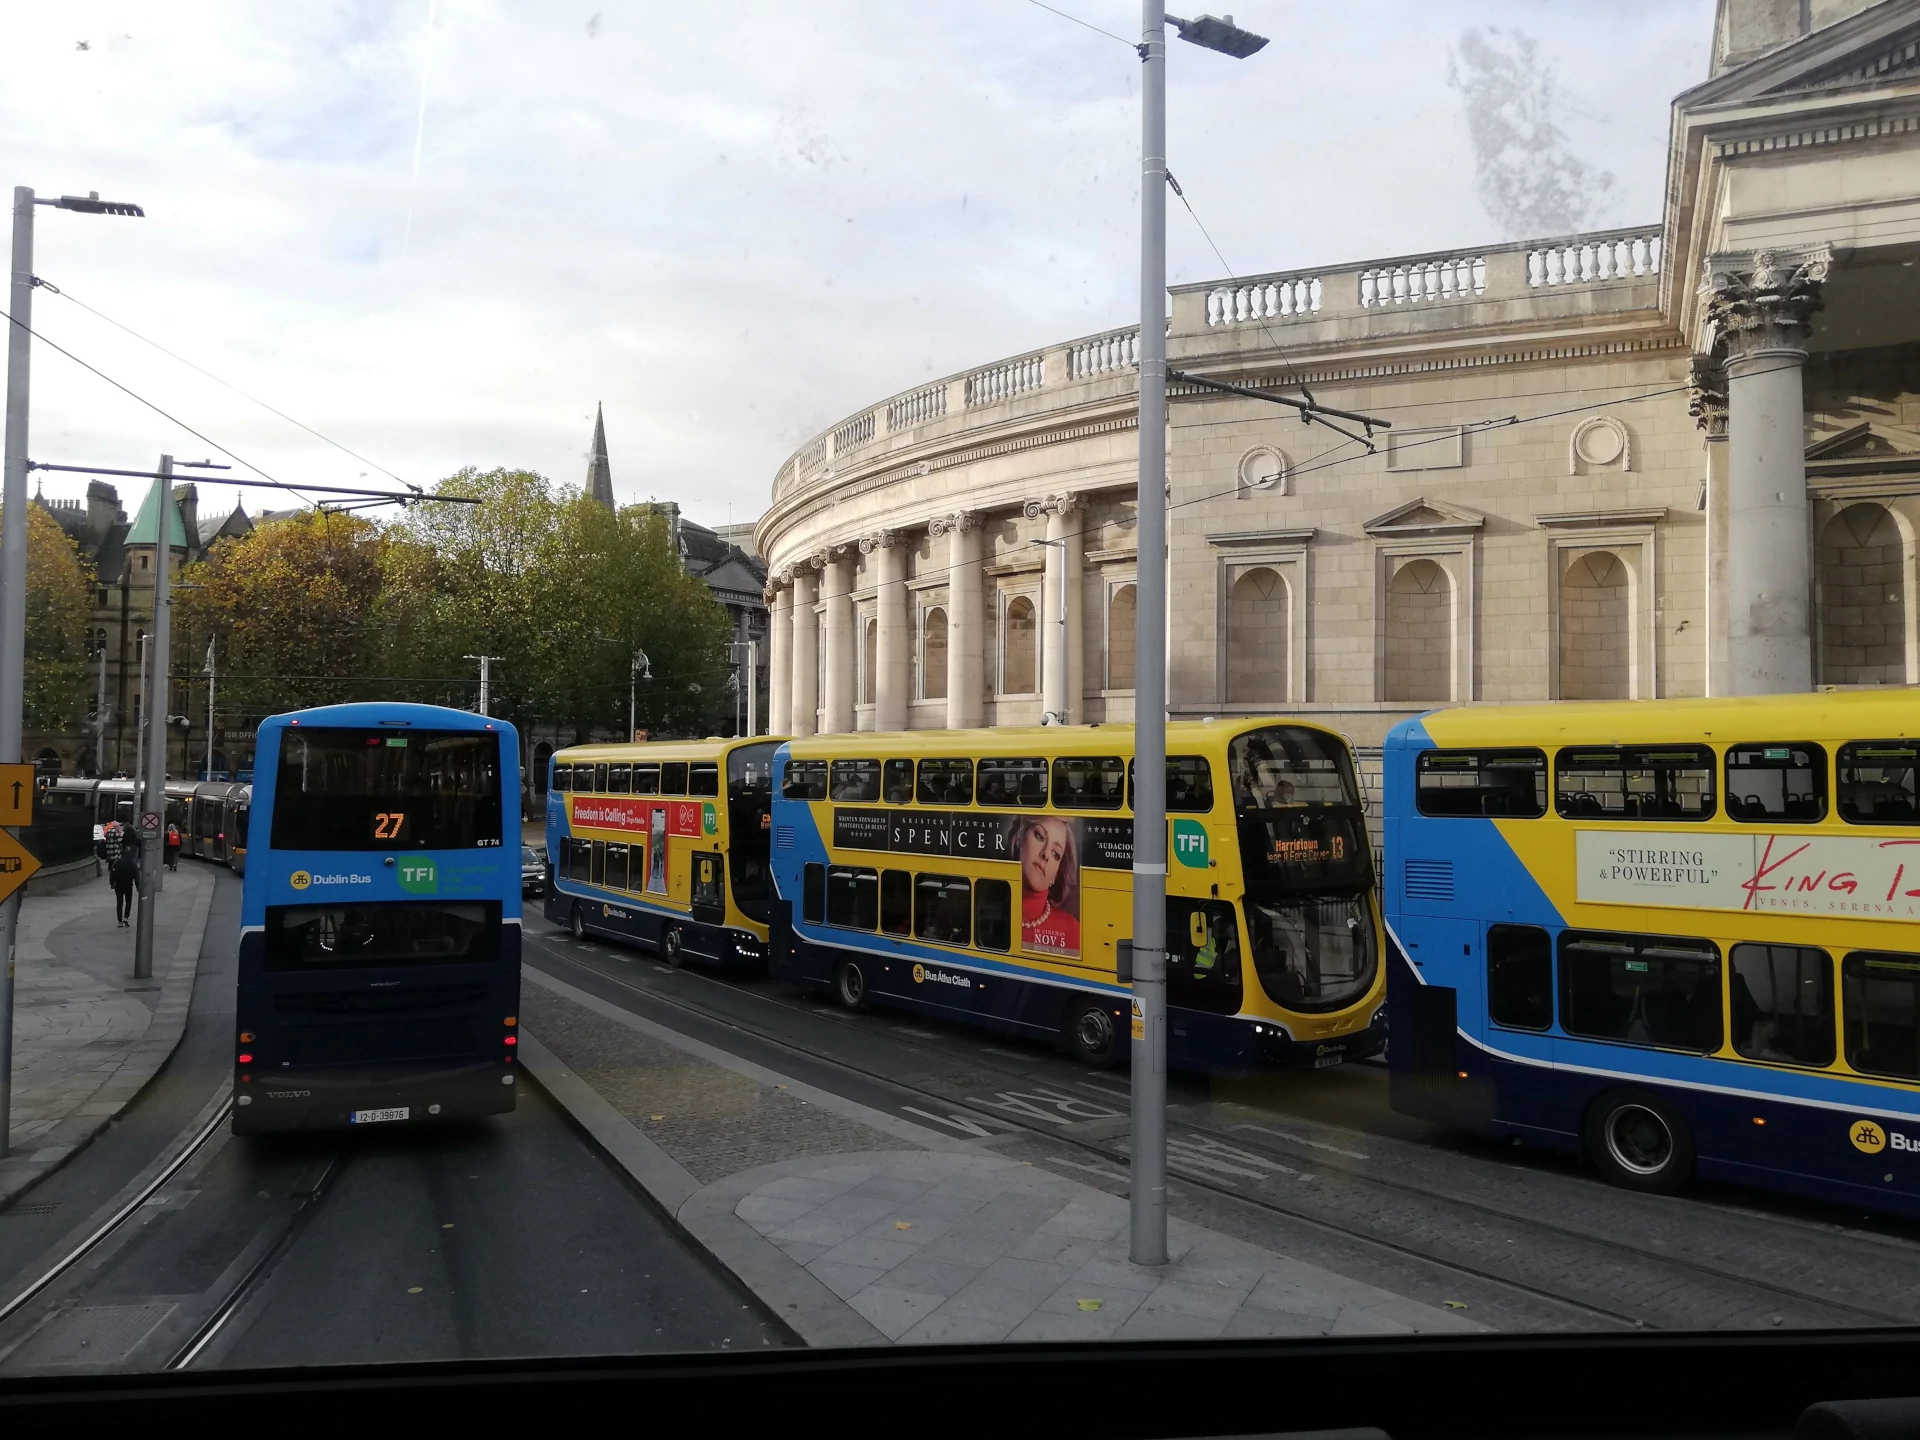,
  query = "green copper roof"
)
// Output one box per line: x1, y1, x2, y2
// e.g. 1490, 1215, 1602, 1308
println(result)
125, 483, 189, 548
